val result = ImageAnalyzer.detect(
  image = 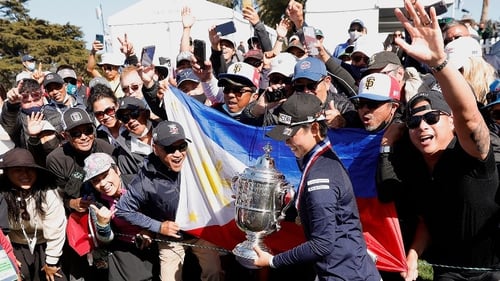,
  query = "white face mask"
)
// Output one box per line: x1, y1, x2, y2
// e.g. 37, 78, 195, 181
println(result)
349, 31, 362, 41
26, 62, 36, 71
